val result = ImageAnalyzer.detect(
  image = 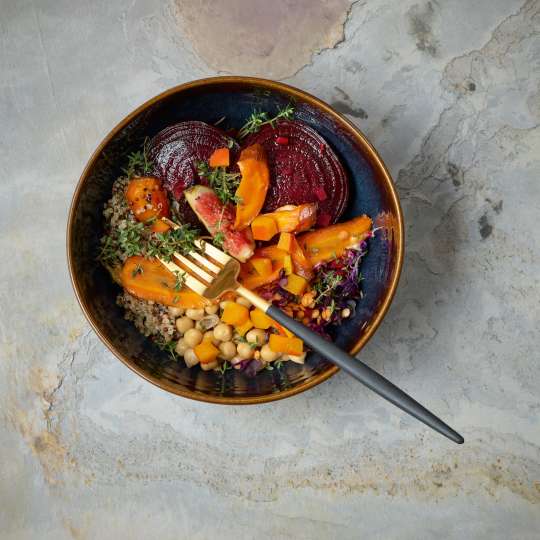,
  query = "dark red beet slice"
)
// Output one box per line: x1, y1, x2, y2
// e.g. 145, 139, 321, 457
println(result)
148, 121, 239, 200
243, 120, 348, 224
